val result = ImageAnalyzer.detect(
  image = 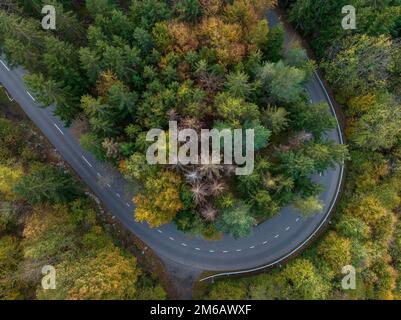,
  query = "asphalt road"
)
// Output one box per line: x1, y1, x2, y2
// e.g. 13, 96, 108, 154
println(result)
0, 10, 344, 275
